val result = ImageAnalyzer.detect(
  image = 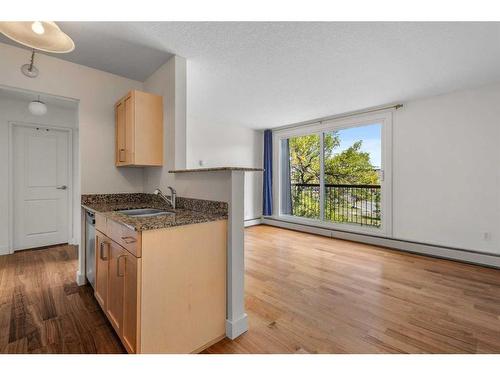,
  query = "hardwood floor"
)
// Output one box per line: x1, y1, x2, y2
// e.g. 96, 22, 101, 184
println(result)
0, 245, 125, 353
204, 225, 500, 354
2, 225, 500, 354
